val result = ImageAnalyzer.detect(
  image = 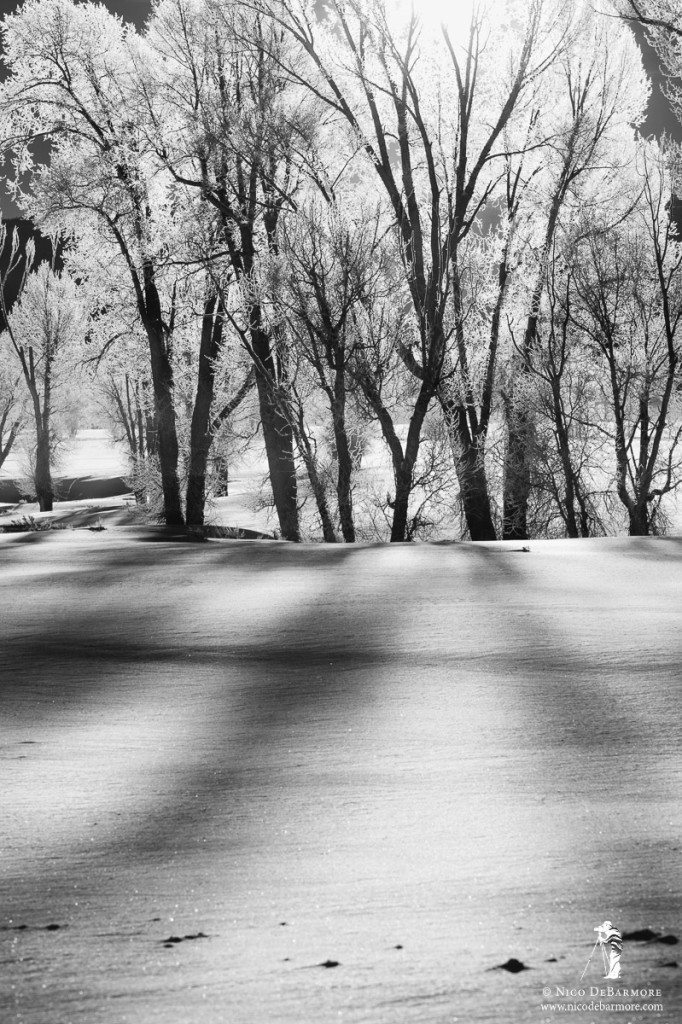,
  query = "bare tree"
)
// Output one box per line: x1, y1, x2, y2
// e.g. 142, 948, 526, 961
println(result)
515, 252, 609, 537
270, 198, 387, 541
501, 12, 649, 538
569, 145, 682, 535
